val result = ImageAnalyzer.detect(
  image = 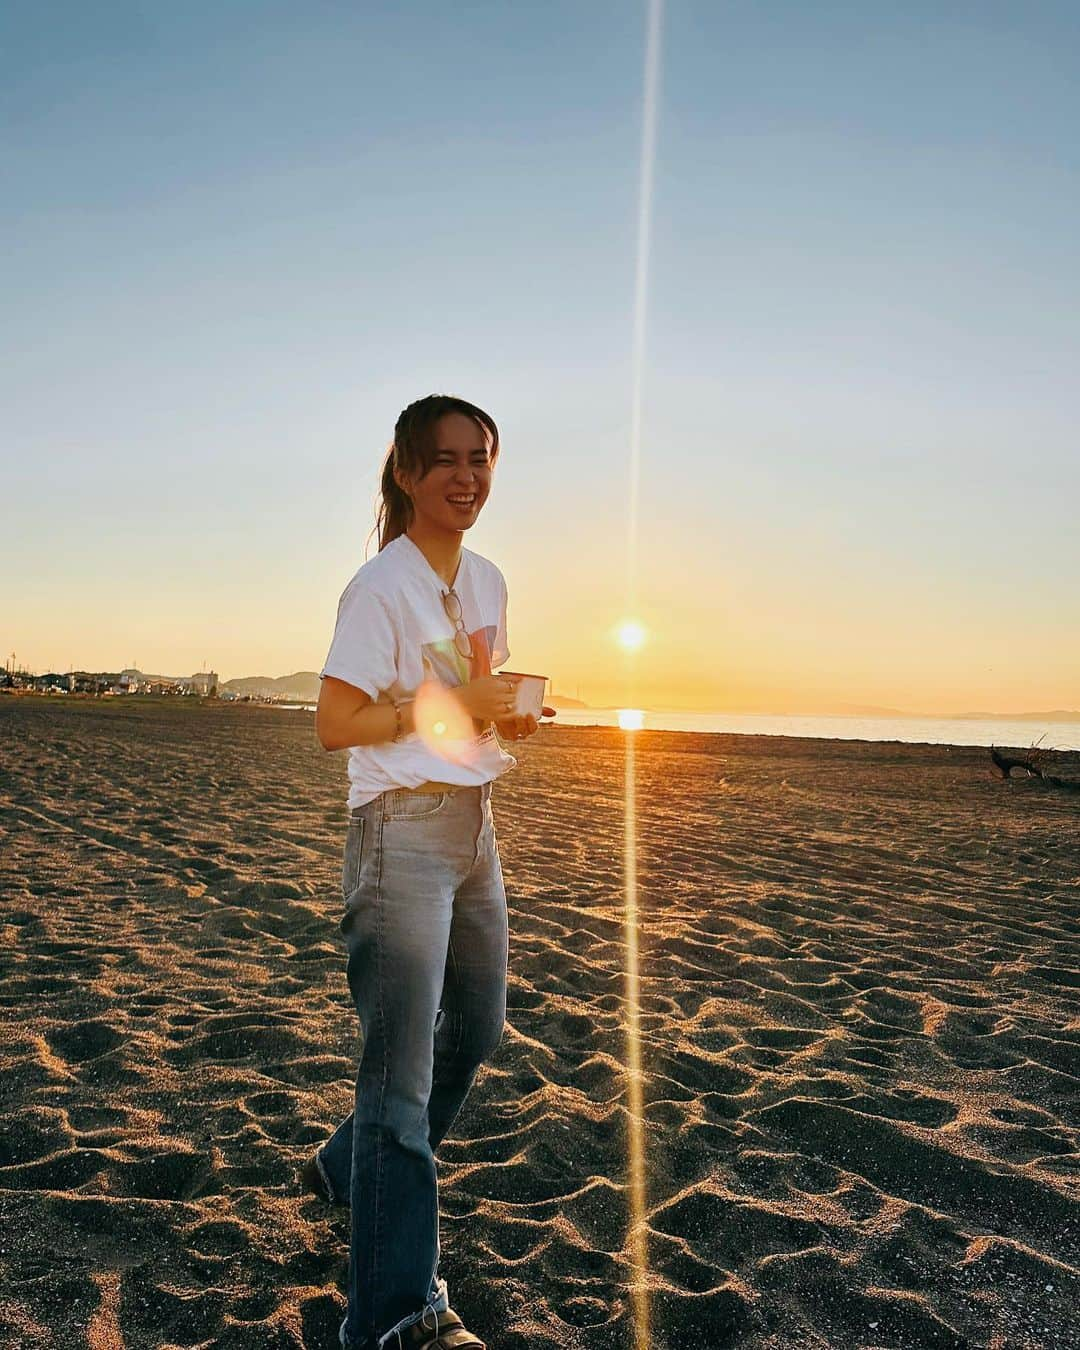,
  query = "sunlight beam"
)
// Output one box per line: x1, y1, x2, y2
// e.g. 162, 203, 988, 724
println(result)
623, 727, 648, 1348
623, 4, 663, 1347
